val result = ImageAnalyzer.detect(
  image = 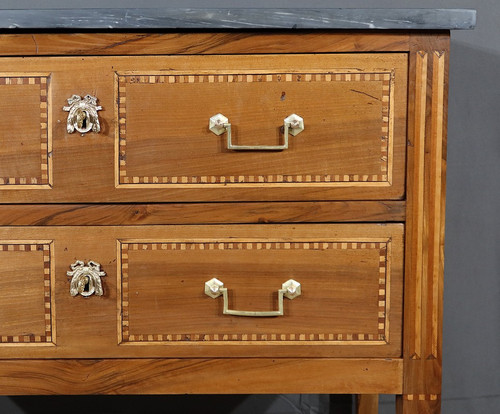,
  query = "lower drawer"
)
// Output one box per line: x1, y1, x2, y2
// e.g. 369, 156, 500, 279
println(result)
0, 224, 403, 358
